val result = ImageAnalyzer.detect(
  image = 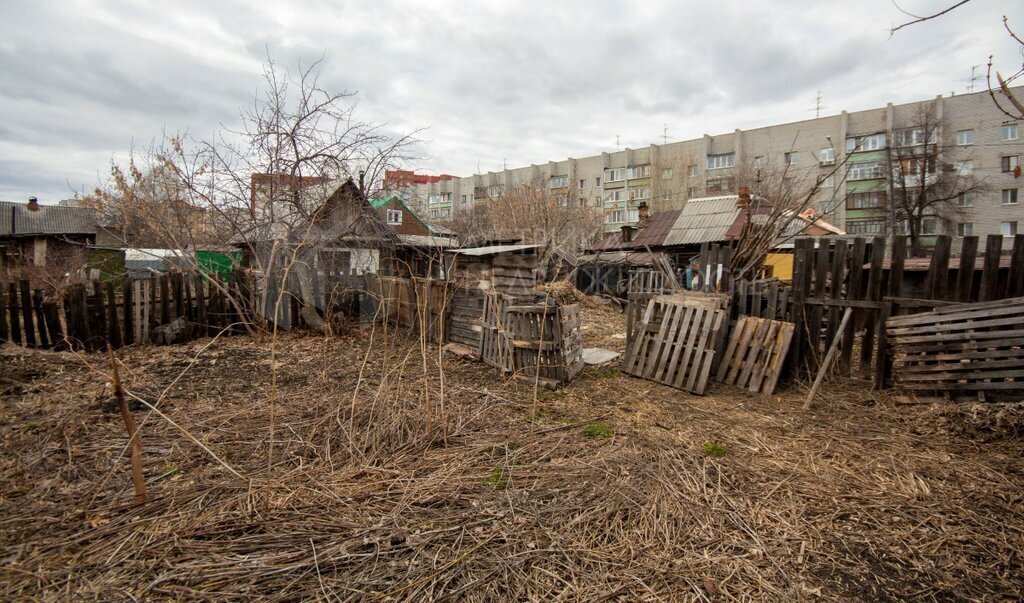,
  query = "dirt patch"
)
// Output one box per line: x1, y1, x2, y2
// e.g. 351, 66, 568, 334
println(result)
1, 312, 1022, 601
